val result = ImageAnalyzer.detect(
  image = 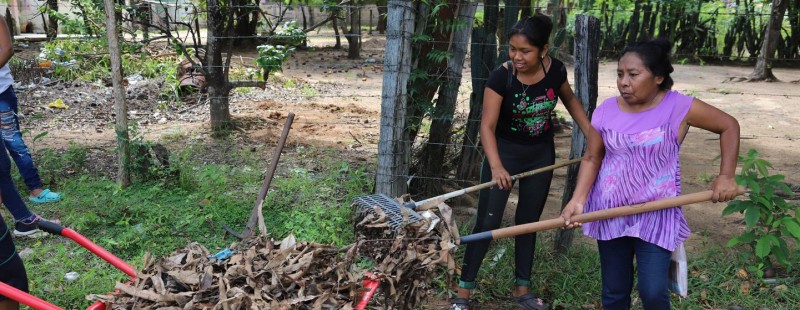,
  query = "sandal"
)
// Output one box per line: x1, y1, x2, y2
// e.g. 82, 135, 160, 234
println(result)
29, 189, 62, 203
512, 293, 548, 310
449, 298, 470, 310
